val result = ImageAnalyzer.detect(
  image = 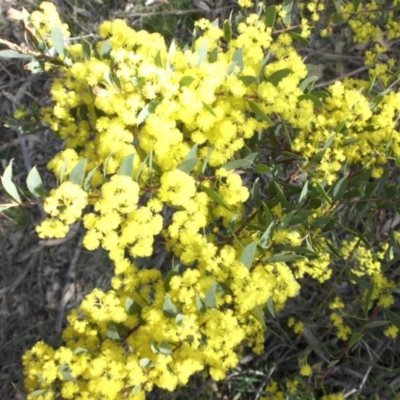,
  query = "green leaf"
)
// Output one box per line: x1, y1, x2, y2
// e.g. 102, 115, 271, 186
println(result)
84, 166, 98, 191
125, 298, 142, 315
180, 76, 195, 87
208, 47, 218, 63
224, 20, 232, 43
240, 242, 258, 269
265, 253, 305, 263
255, 163, 271, 173
131, 385, 142, 396
196, 42, 208, 66
202, 146, 214, 174
69, 159, 87, 186
175, 314, 185, 324
106, 321, 121, 340
137, 98, 161, 125
155, 50, 164, 68
26, 166, 44, 198
203, 101, 217, 117
273, 181, 291, 210
232, 48, 244, 71
119, 153, 135, 177
258, 51, 272, 81
313, 90, 330, 99
205, 282, 219, 308
315, 182, 331, 203
266, 68, 292, 86
0, 50, 33, 59
81, 38, 91, 60
248, 101, 271, 123
251, 177, 261, 207
288, 31, 309, 46
139, 358, 154, 369
282, 0, 294, 26
60, 362, 77, 382
298, 180, 308, 206
163, 295, 178, 318
239, 75, 258, 86
222, 159, 253, 171
74, 347, 88, 355
51, 25, 65, 55
332, 175, 347, 200
290, 210, 314, 225
159, 341, 173, 355
260, 222, 274, 249
1, 159, 21, 203
348, 332, 363, 347
363, 282, 375, 315
266, 297, 275, 318
261, 202, 274, 226
333, 0, 342, 12
382, 308, 400, 329
200, 184, 231, 211
364, 320, 390, 329
164, 266, 180, 291
196, 293, 206, 313
177, 158, 199, 174
299, 76, 318, 92
100, 39, 112, 56
252, 304, 267, 329
166, 39, 176, 71
31, 390, 48, 398
298, 94, 323, 108
265, 5, 277, 28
